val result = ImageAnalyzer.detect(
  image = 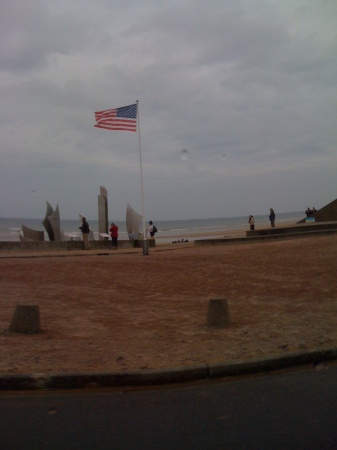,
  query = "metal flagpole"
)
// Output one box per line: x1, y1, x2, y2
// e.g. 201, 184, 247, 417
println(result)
136, 100, 148, 255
